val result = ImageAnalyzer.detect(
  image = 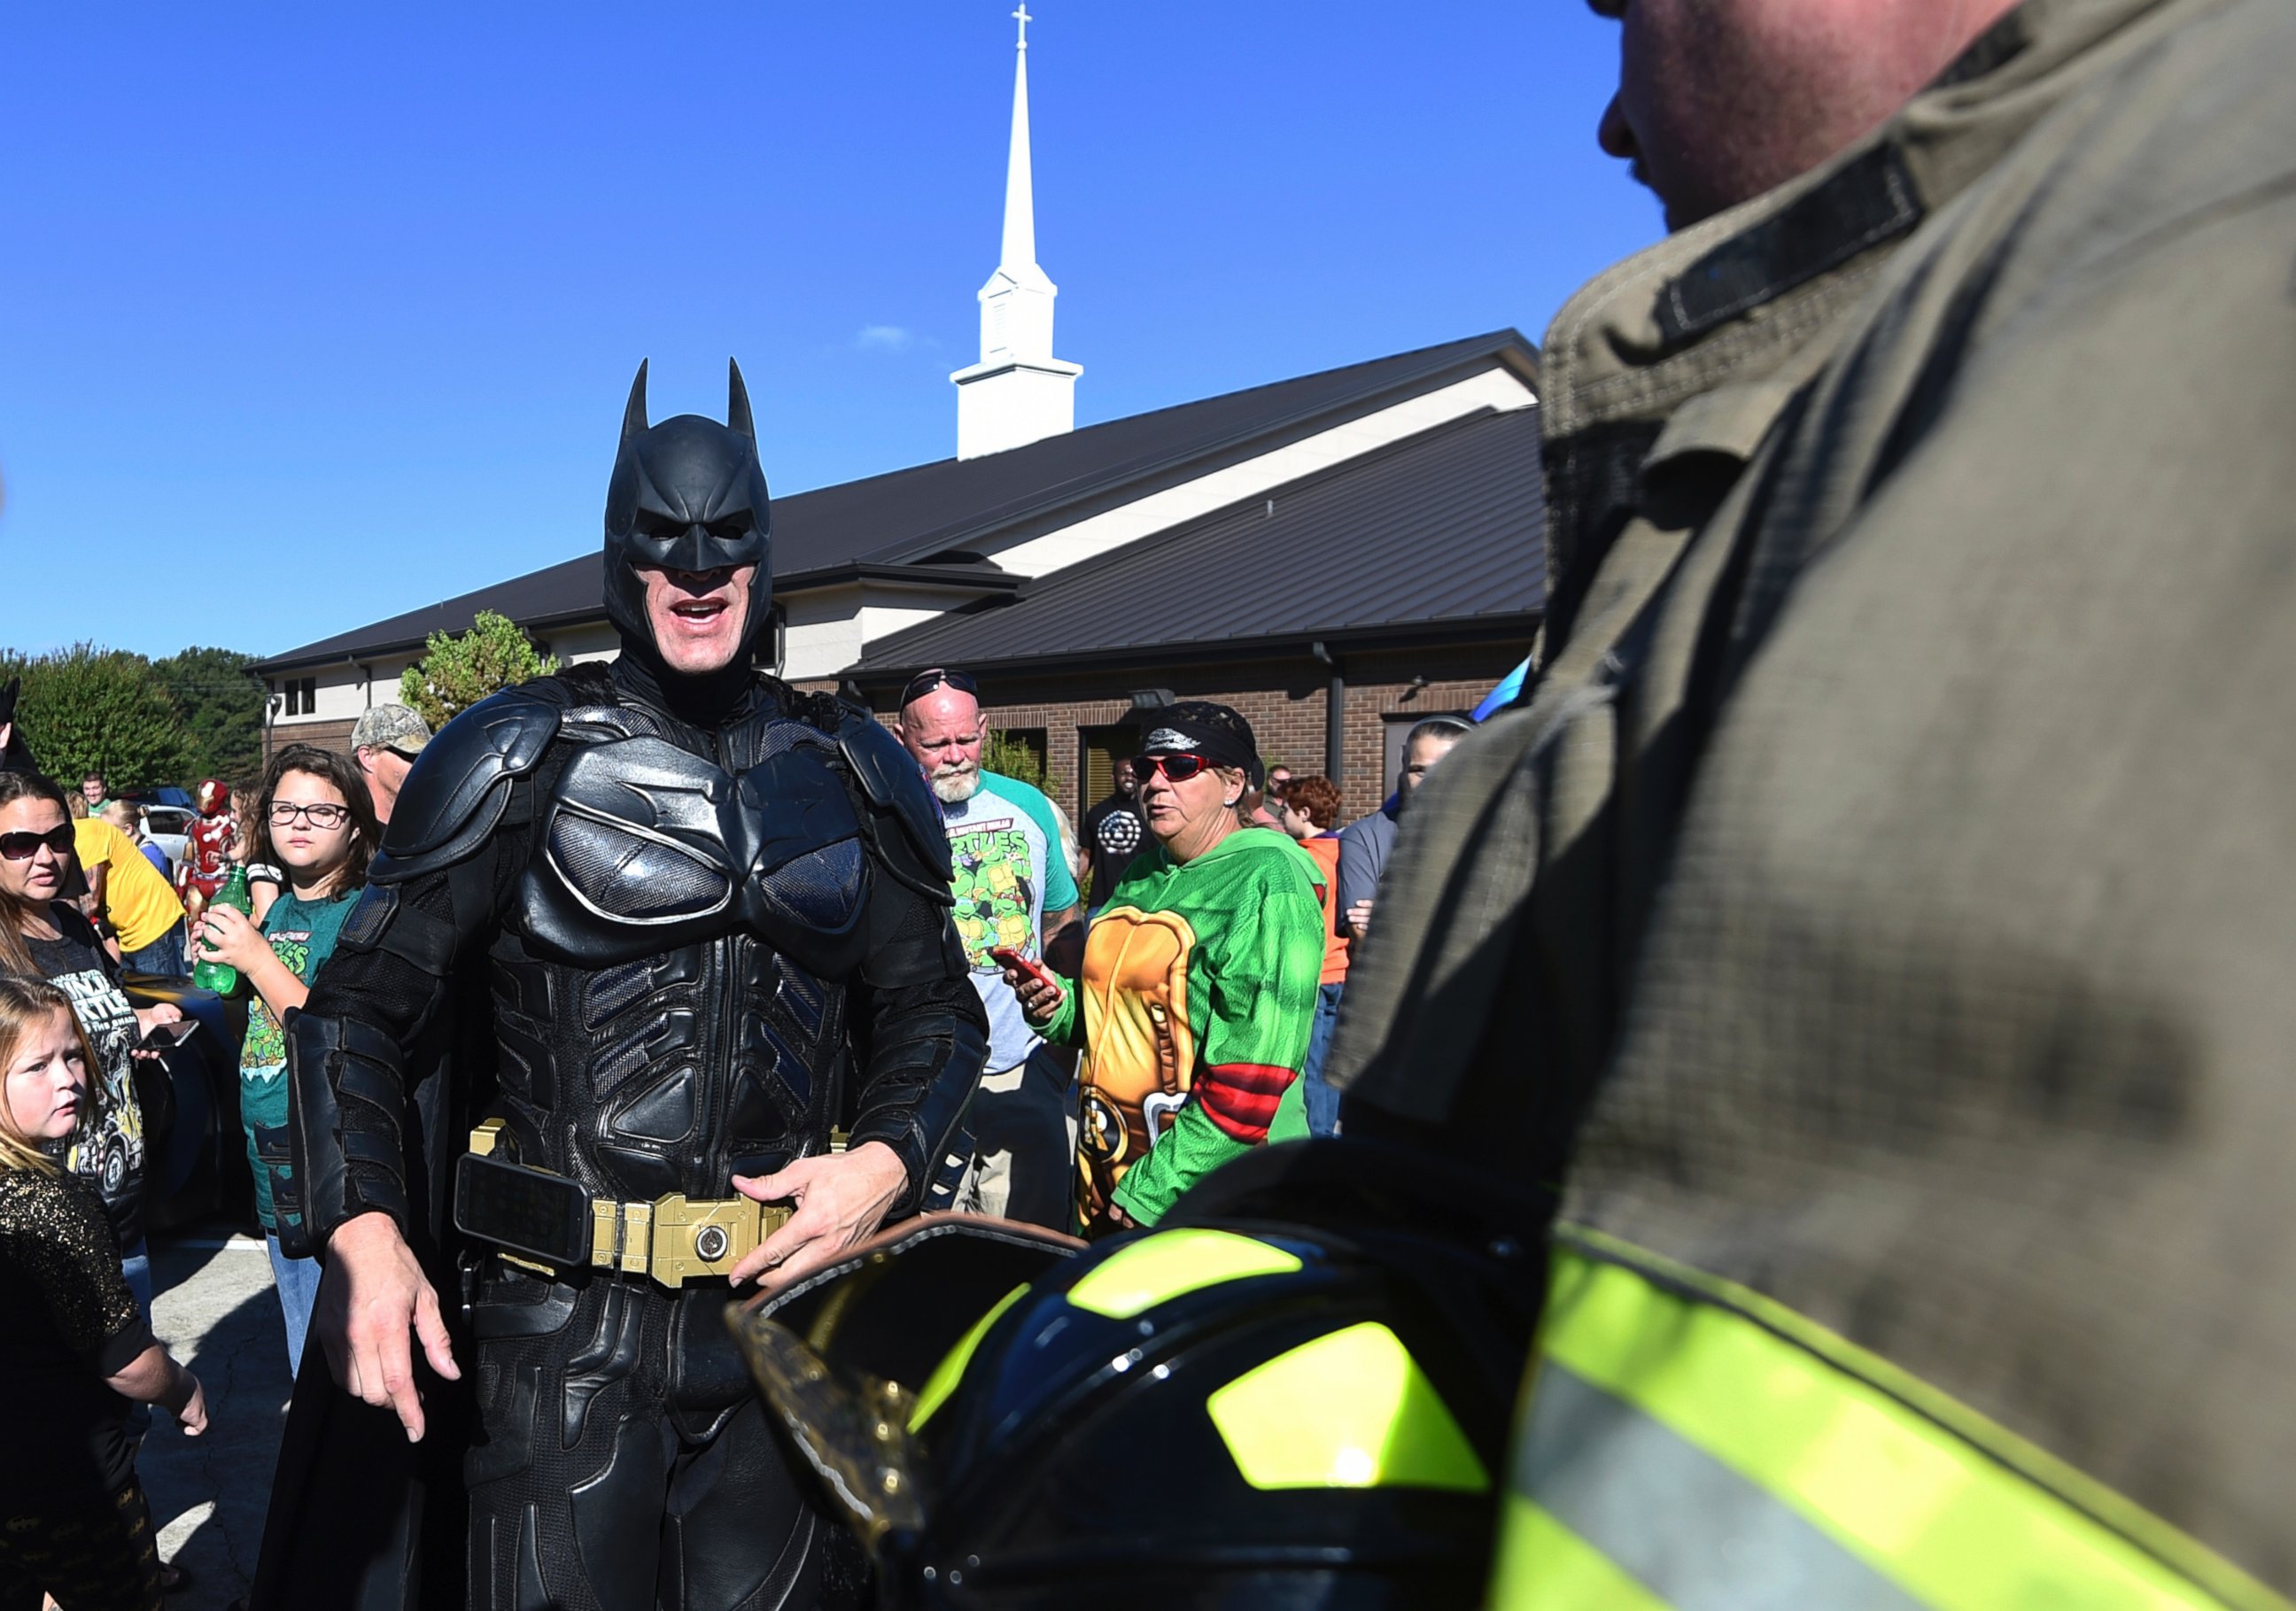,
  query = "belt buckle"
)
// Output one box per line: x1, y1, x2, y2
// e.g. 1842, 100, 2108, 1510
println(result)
466, 1125, 796, 1289
591, 1192, 795, 1289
